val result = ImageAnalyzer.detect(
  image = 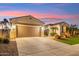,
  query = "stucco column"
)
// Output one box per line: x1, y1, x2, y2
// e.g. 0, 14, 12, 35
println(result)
48, 25, 51, 37
41, 26, 45, 37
